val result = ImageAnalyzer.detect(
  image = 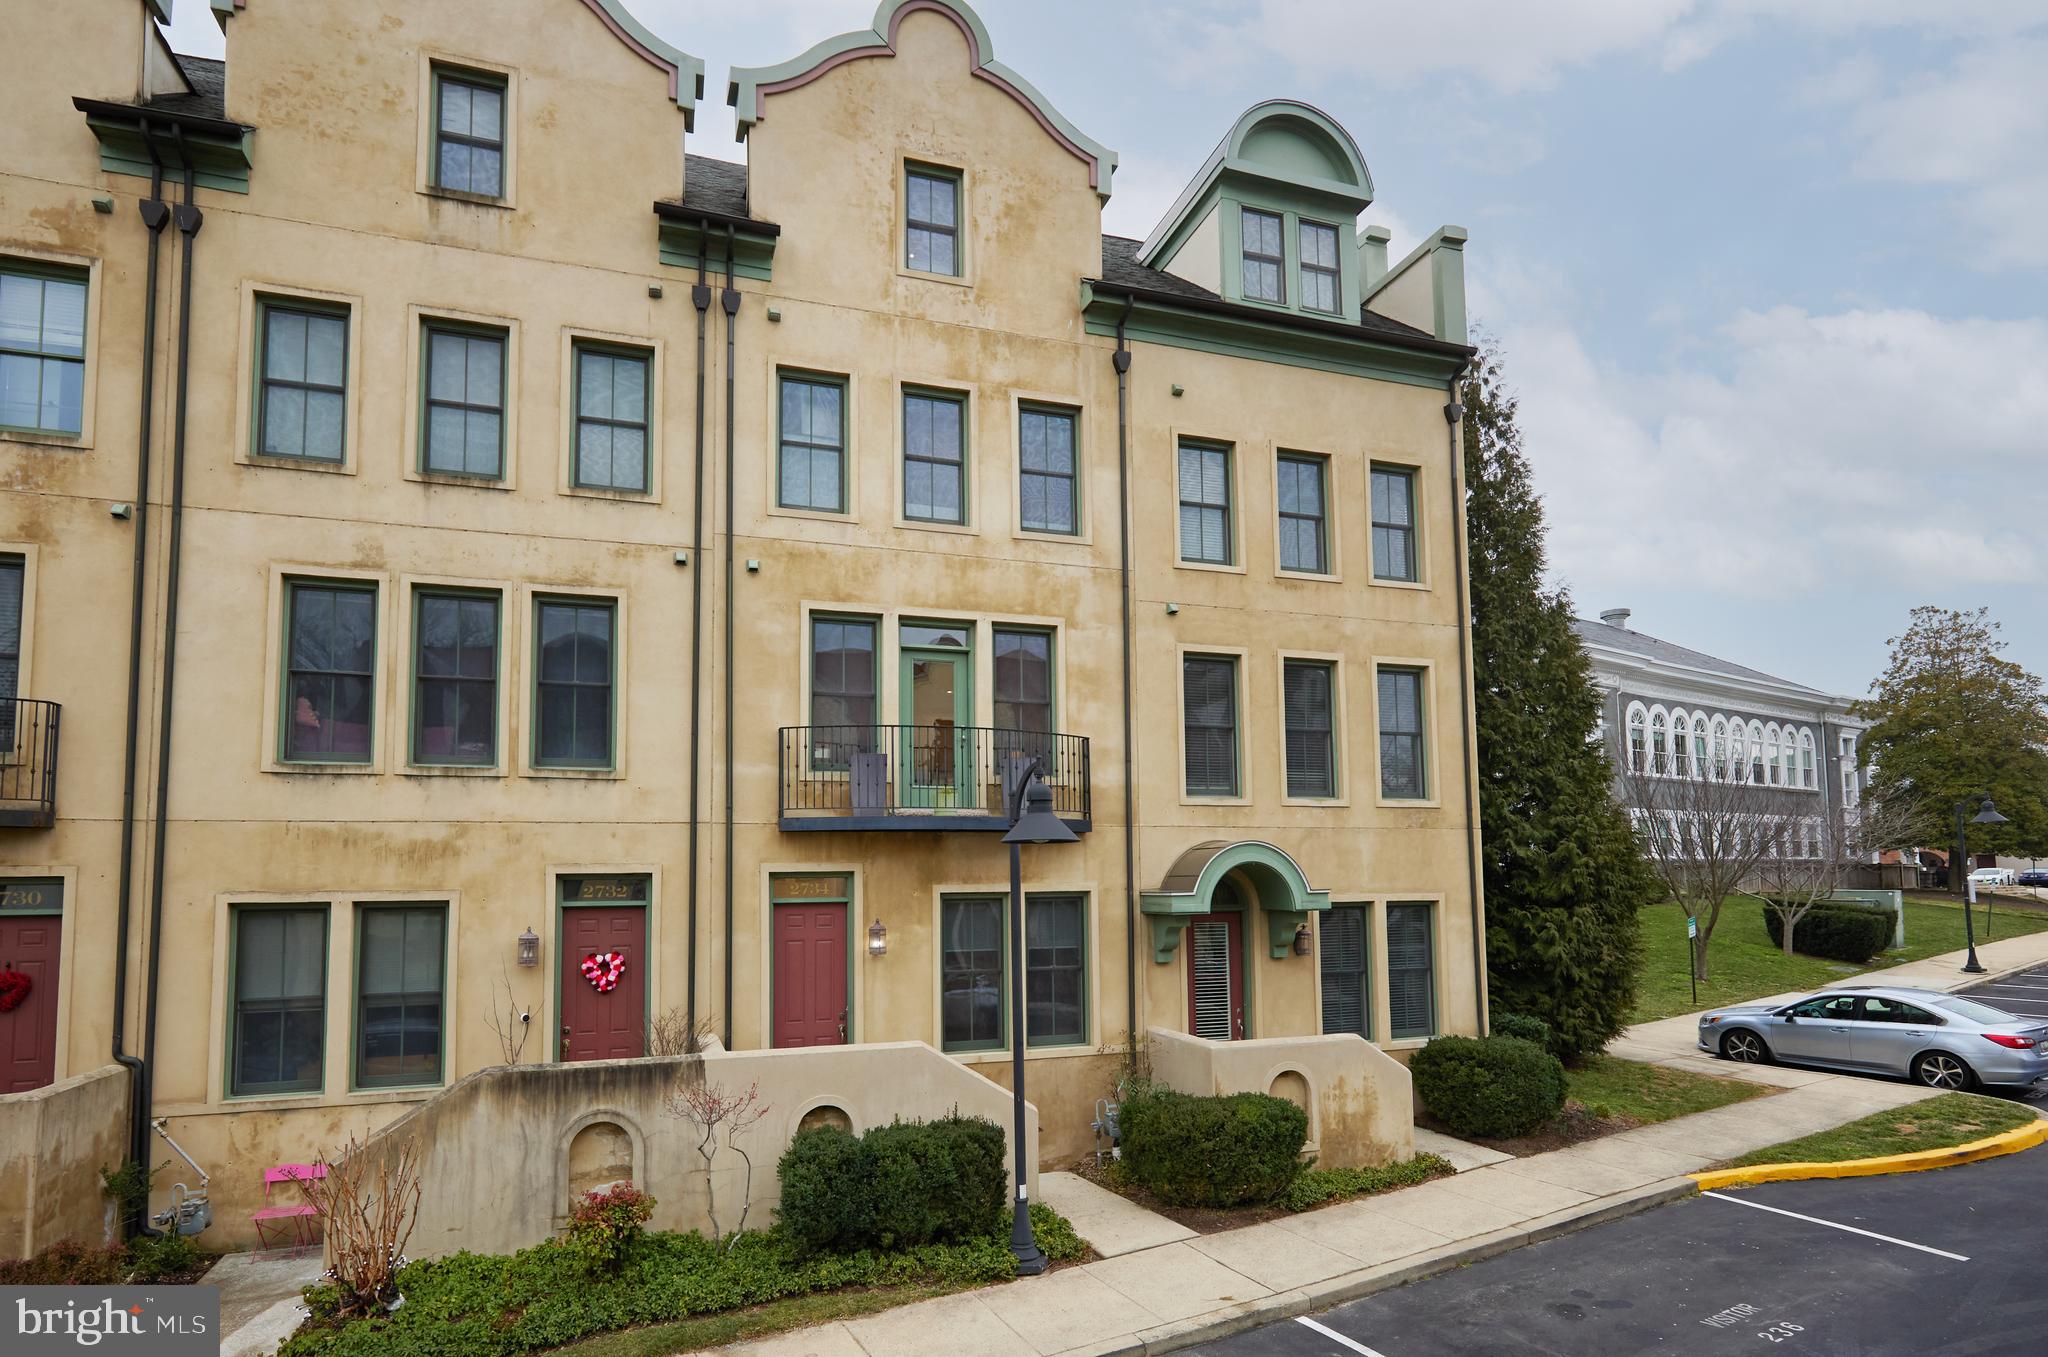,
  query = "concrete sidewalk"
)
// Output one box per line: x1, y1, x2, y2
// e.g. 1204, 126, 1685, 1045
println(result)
726, 929, 2048, 1357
